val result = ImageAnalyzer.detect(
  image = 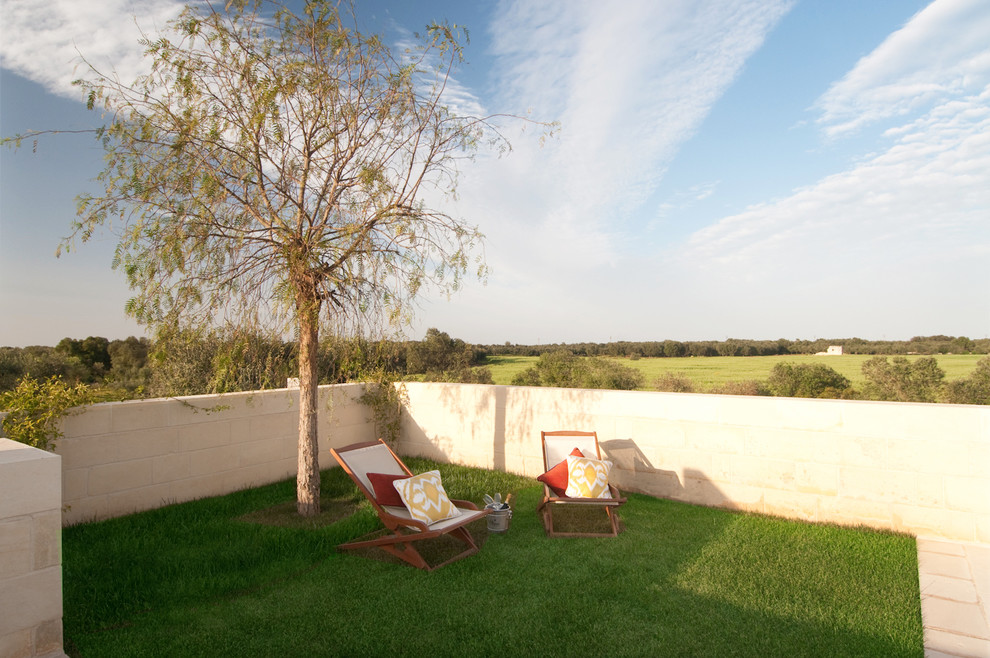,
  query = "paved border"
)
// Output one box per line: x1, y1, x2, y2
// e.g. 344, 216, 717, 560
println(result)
918, 538, 990, 657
